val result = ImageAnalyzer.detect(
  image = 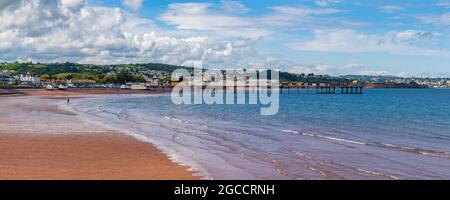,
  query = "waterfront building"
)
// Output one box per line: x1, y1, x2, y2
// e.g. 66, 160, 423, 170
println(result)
0, 72, 13, 87
15, 74, 41, 87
